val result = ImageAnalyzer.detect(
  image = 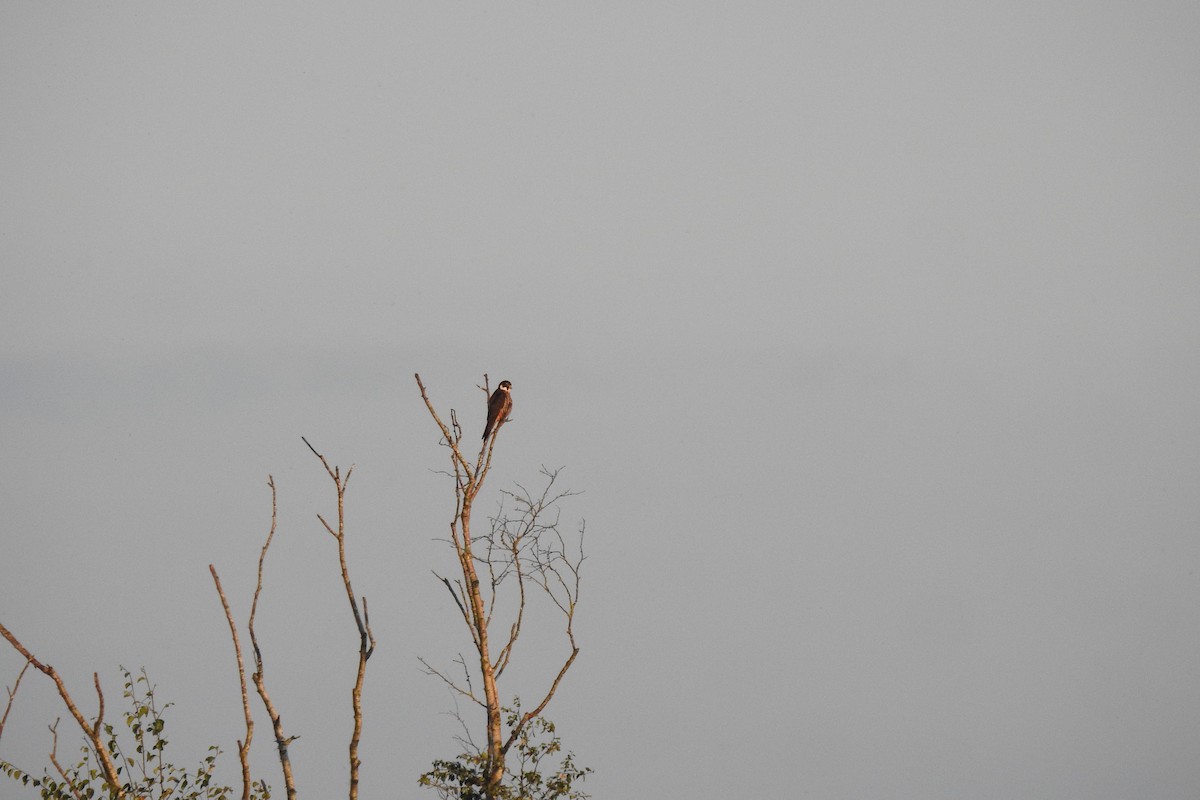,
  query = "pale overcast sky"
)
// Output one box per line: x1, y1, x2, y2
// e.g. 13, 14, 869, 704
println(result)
2, 3, 1199, 799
